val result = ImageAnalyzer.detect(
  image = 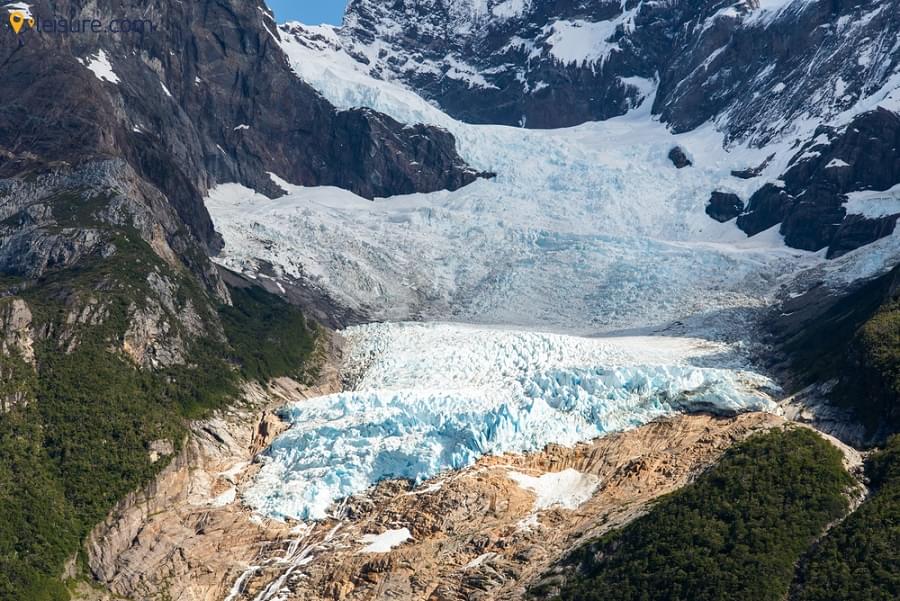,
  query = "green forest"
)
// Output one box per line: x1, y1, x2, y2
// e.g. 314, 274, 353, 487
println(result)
791, 435, 900, 601
539, 428, 854, 601
0, 232, 317, 601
